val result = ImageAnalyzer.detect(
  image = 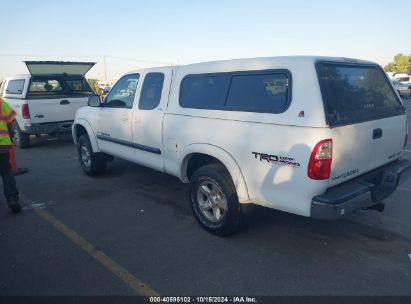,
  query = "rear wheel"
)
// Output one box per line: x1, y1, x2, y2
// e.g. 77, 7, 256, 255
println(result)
12, 121, 30, 148
77, 134, 107, 175
189, 163, 243, 236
